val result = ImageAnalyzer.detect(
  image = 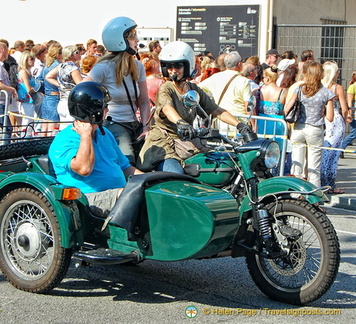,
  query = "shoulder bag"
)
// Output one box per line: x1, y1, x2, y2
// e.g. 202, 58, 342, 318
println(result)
285, 86, 302, 123
157, 126, 201, 160
210, 74, 239, 128
217, 74, 239, 105
121, 78, 143, 137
